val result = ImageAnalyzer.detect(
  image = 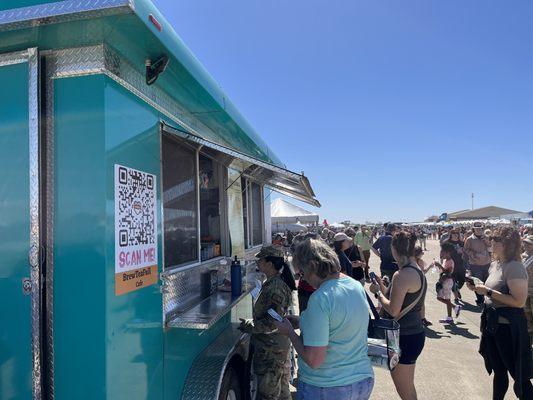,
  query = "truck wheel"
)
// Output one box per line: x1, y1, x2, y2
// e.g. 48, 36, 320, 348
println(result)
219, 367, 242, 400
